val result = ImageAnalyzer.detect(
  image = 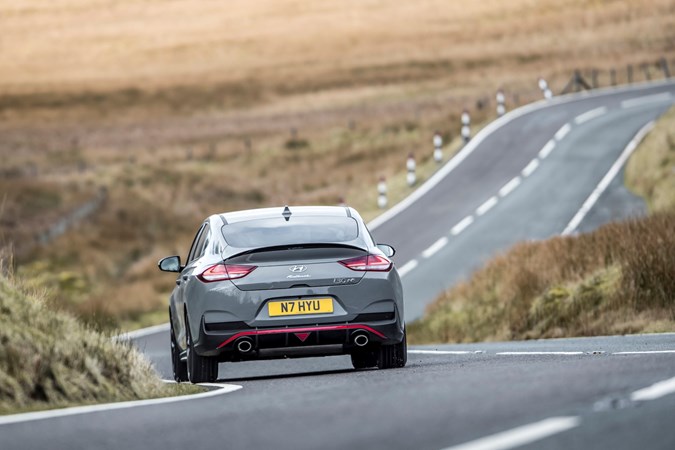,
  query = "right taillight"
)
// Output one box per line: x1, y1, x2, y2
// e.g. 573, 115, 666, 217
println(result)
339, 254, 392, 272
198, 264, 257, 282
